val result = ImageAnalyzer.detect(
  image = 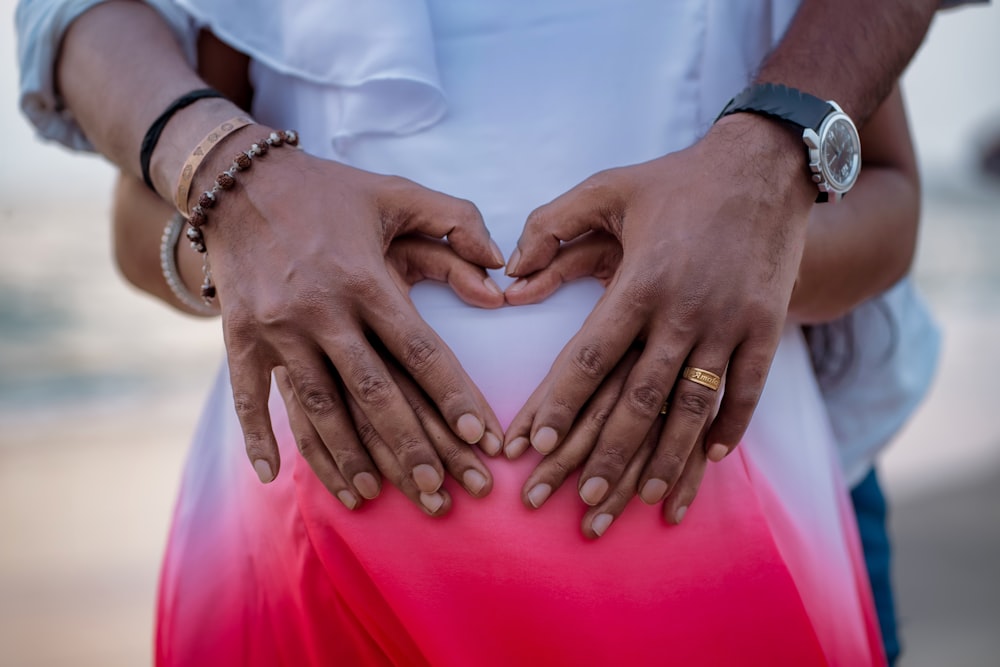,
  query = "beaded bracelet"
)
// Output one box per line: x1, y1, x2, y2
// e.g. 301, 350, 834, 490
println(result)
183, 129, 300, 302
159, 212, 219, 316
